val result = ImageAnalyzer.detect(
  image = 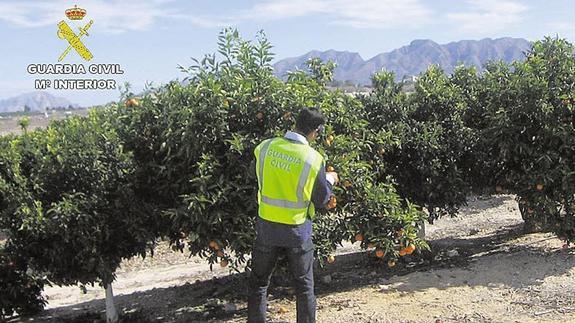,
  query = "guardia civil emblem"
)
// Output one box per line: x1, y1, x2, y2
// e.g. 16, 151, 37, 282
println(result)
57, 5, 94, 61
